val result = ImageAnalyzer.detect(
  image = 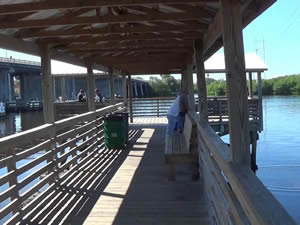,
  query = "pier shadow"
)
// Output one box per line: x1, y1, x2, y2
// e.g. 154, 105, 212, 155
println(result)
110, 124, 207, 225
18, 128, 144, 225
